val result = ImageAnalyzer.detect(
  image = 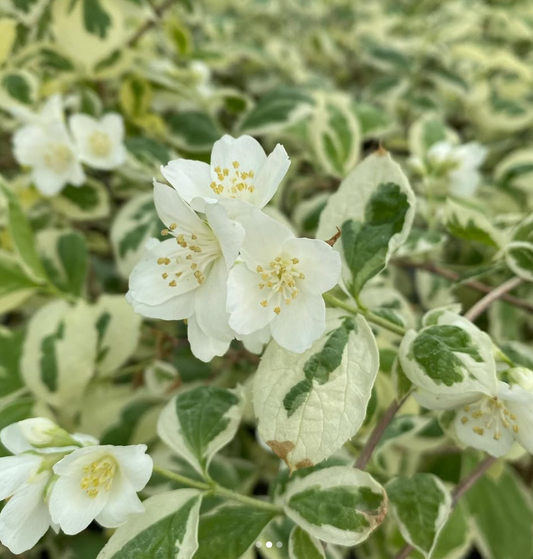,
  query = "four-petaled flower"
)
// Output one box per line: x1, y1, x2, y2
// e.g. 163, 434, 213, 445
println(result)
127, 181, 244, 362
161, 134, 290, 213
49, 444, 152, 535
227, 209, 341, 353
